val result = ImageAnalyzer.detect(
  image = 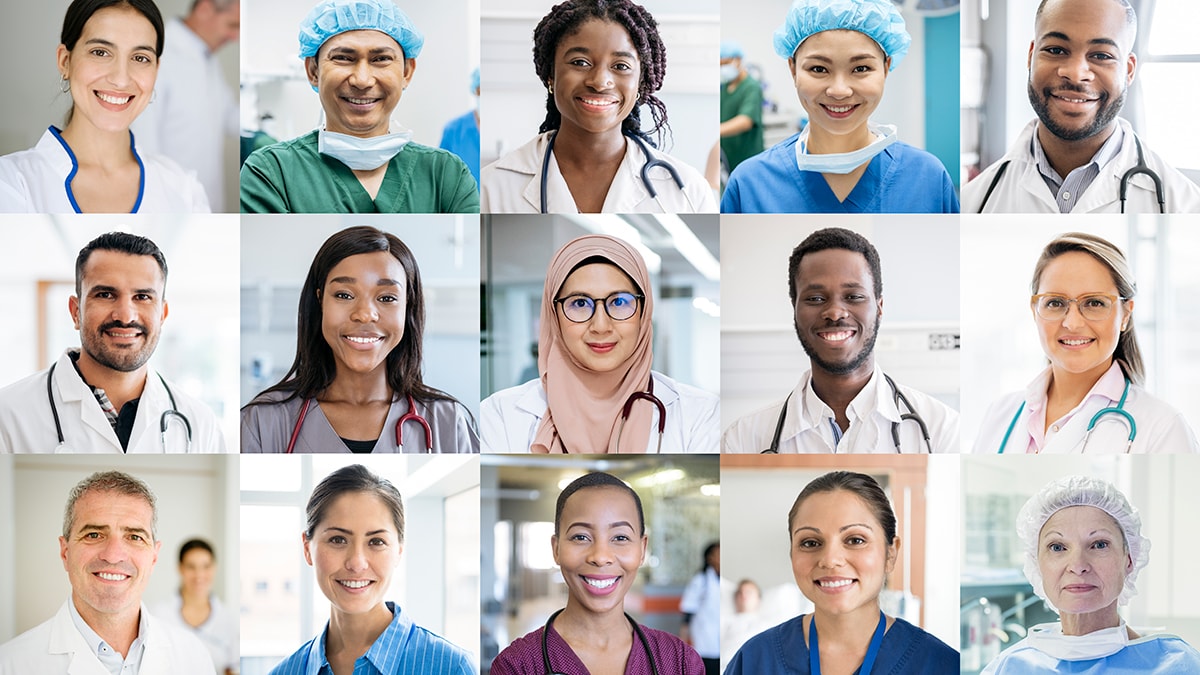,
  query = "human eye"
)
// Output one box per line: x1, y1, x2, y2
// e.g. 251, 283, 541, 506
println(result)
83, 531, 102, 540
1042, 45, 1067, 56
328, 535, 347, 545
796, 537, 821, 550
133, 53, 153, 64
1047, 541, 1066, 553
568, 532, 591, 542
89, 48, 110, 58
569, 57, 591, 68
1091, 539, 1111, 550
566, 295, 592, 310
613, 61, 633, 72
370, 537, 388, 546
1082, 295, 1111, 309
804, 295, 826, 305
378, 293, 399, 303
845, 293, 867, 303
609, 294, 632, 308
807, 65, 828, 74
846, 535, 867, 546
333, 290, 353, 300
1043, 295, 1067, 309
853, 64, 873, 73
